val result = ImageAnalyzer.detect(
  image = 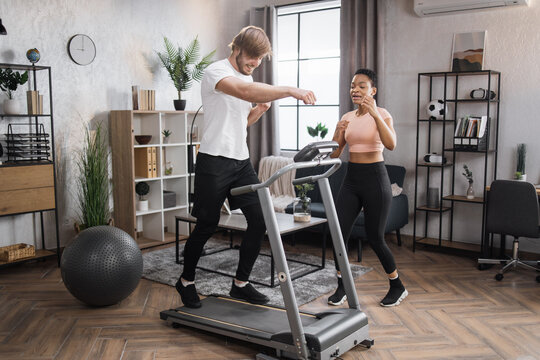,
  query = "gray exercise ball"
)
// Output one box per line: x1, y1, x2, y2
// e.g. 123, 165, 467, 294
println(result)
61, 226, 143, 306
